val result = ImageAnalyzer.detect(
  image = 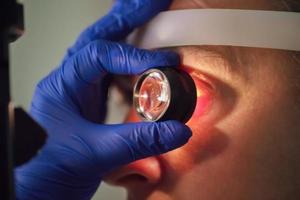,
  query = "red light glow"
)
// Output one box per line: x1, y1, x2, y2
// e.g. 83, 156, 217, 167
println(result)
183, 68, 214, 125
